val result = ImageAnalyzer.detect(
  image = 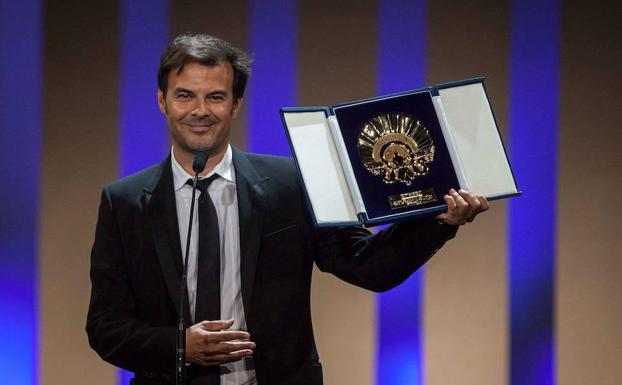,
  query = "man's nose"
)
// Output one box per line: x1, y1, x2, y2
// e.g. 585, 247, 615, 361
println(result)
191, 99, 210, 117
